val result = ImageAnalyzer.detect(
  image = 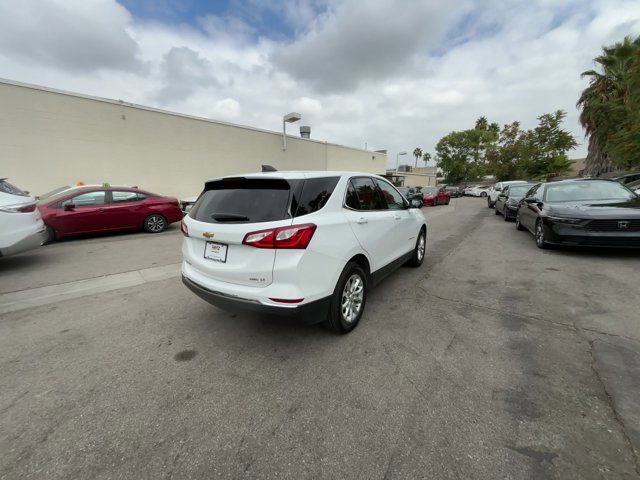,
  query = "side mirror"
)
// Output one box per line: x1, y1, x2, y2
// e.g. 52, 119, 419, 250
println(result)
410, 199, 423, 208
64, 203, 76, 211
524, 197, 536, 203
